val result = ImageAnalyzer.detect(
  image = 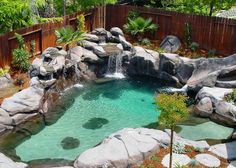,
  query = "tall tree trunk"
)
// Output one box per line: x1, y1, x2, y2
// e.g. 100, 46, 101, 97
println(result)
169, 126, 174, 168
